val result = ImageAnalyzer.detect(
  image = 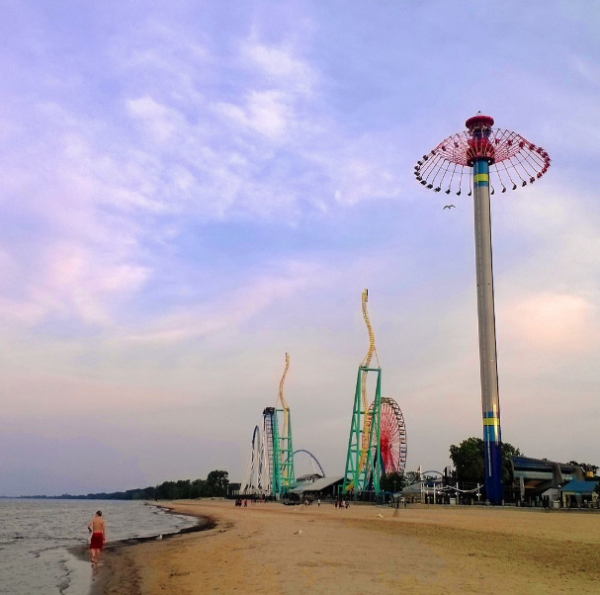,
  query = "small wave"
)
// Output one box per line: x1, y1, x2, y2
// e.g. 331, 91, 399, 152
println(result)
1, 499, 202, 594
54, 550, 79, 595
